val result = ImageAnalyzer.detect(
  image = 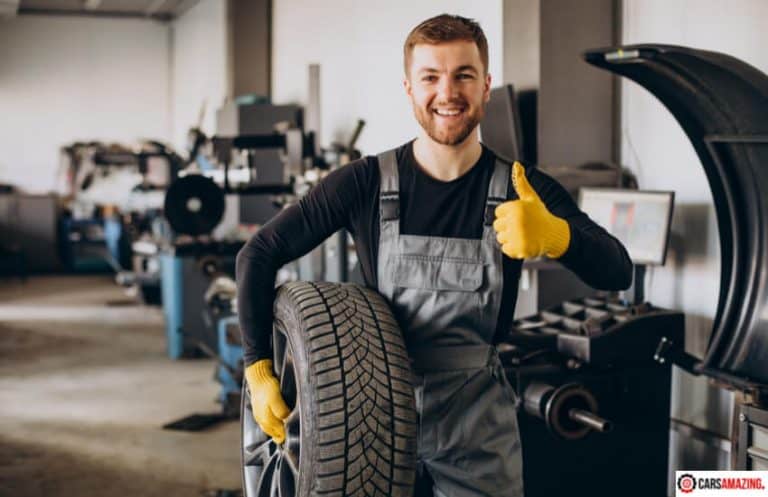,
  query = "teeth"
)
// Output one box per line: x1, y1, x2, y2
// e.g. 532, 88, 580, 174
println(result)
434, 109, 462, 116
